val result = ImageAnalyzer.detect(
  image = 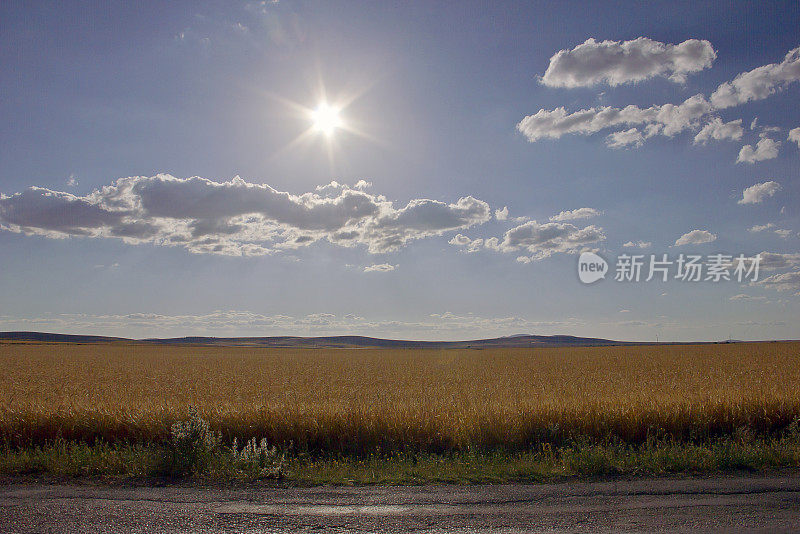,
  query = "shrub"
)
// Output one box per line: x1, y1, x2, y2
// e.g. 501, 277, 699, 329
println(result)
163, 408, 222, 476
